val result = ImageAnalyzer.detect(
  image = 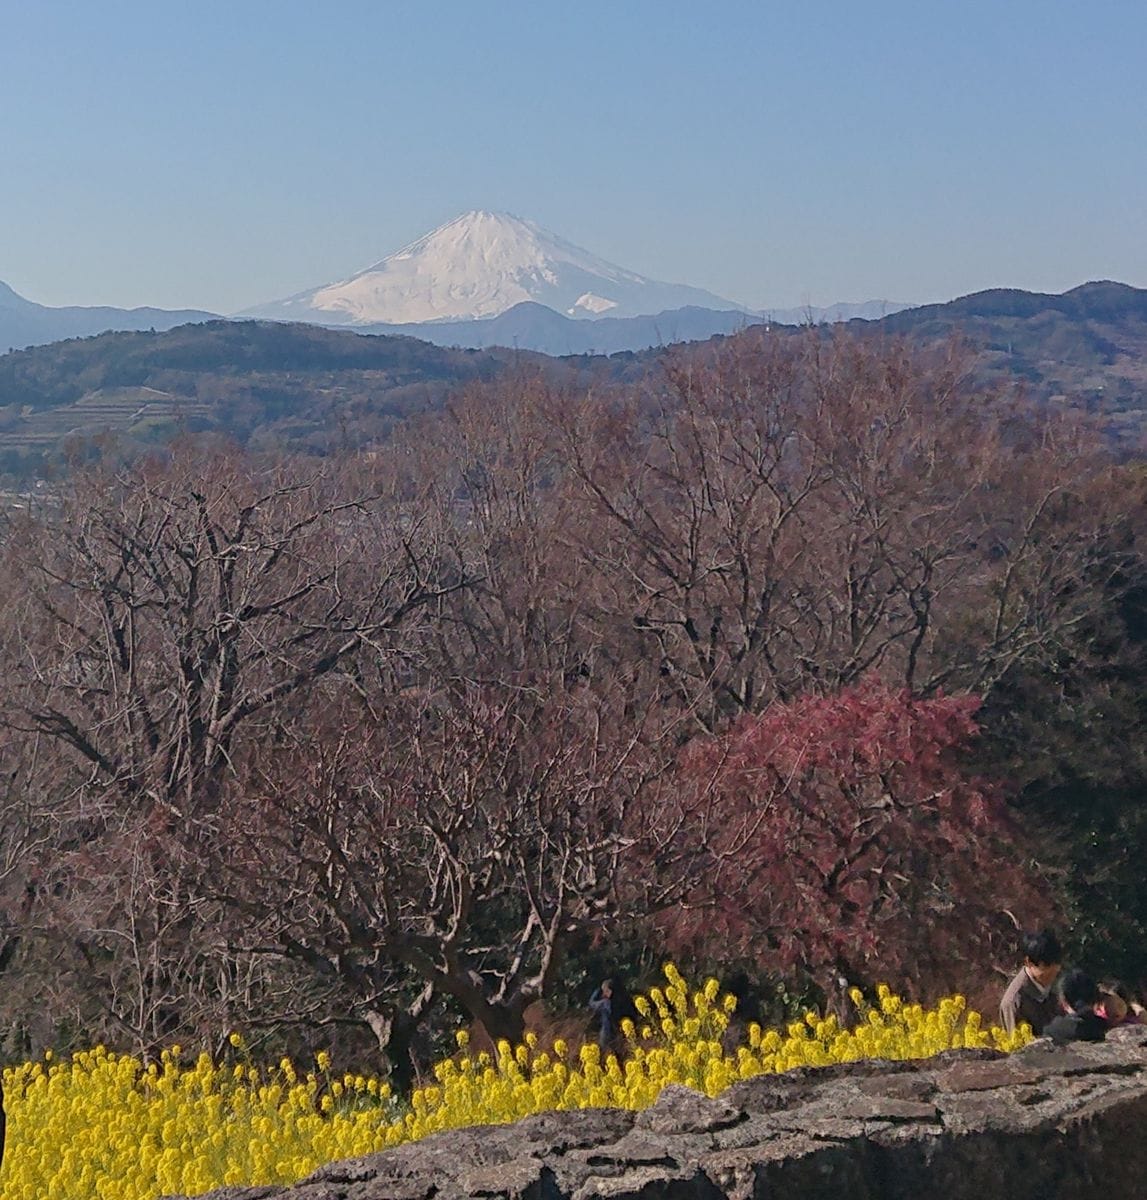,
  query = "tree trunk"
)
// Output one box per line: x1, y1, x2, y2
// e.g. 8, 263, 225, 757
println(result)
362, 1008, 422, 1094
